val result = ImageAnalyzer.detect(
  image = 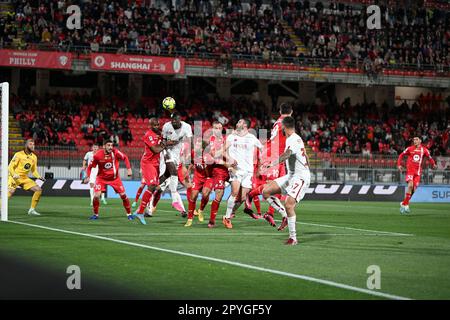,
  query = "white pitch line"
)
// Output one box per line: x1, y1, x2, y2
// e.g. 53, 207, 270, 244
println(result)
157, 209, 414, 237
8, 220, 411, 300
